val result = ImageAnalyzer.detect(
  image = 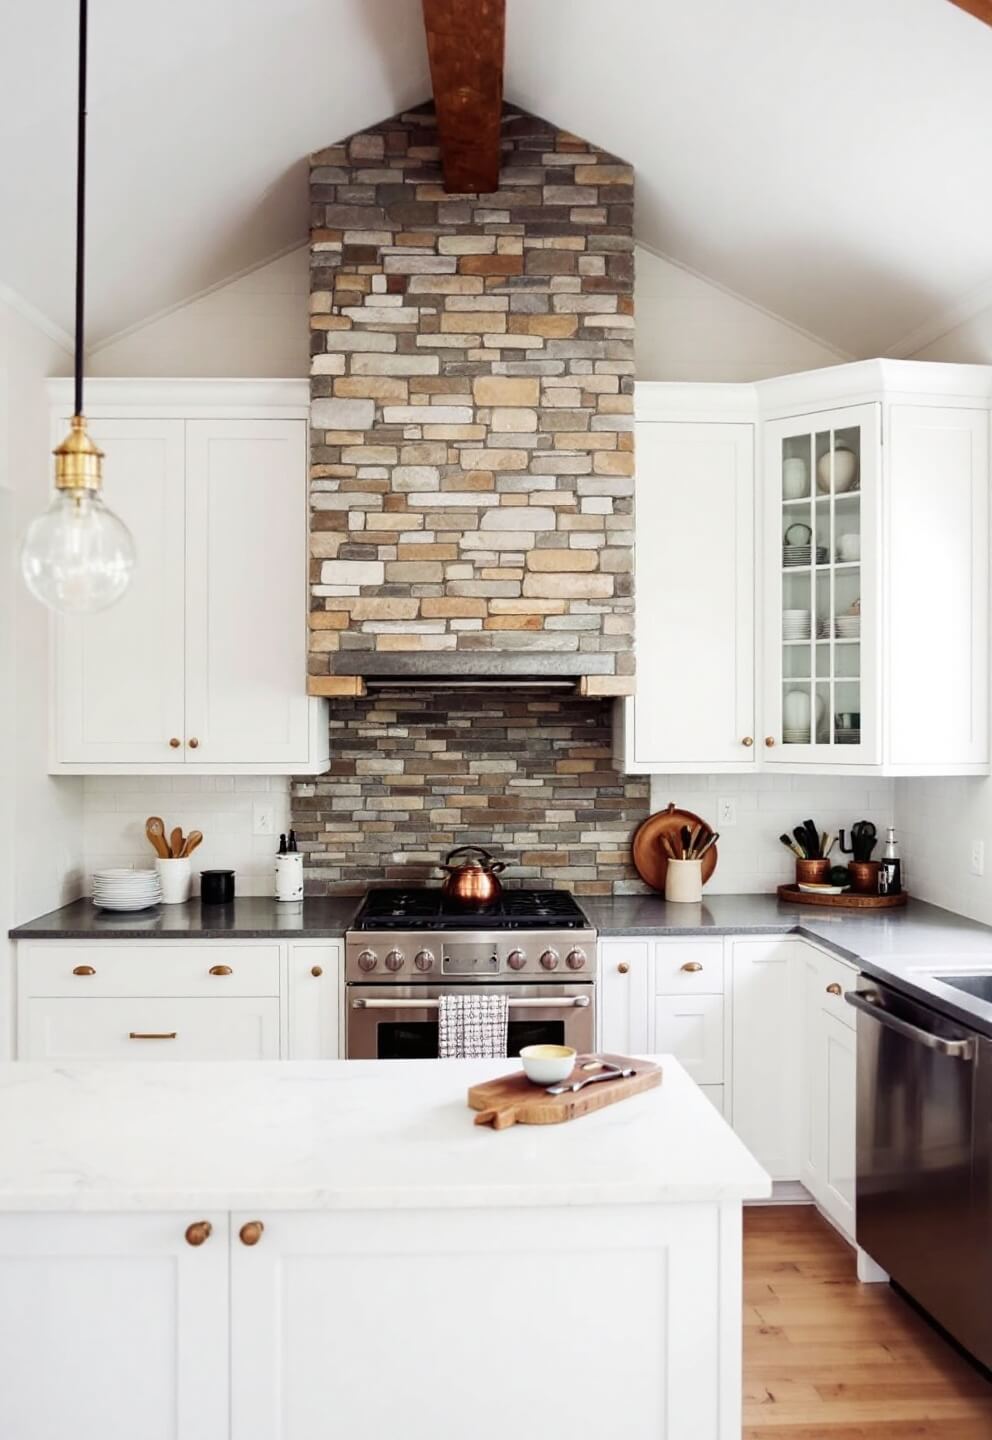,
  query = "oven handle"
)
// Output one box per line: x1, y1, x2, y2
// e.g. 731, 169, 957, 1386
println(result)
351, 996, 591, 1011
844, 989, 976, 1060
